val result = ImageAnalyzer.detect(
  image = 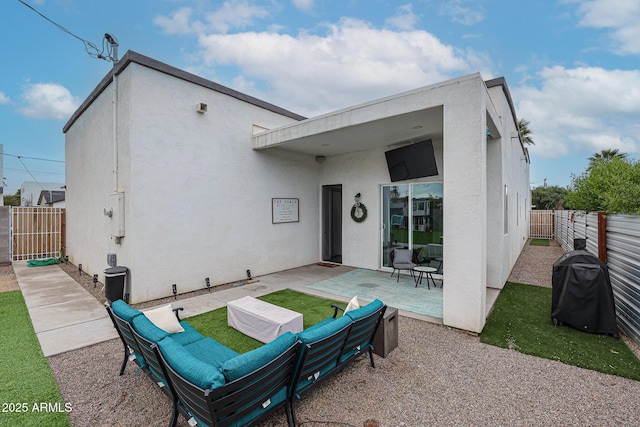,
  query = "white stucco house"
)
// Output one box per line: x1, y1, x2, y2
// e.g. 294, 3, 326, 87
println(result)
64, 51, 530, 333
